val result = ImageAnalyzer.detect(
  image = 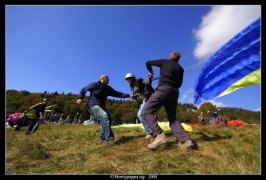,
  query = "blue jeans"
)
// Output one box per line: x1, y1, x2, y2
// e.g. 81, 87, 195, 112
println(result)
88, 105, 114, 142
210, 117, 214, 124
25, 119, 40, 135
138, 100, 152, 134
